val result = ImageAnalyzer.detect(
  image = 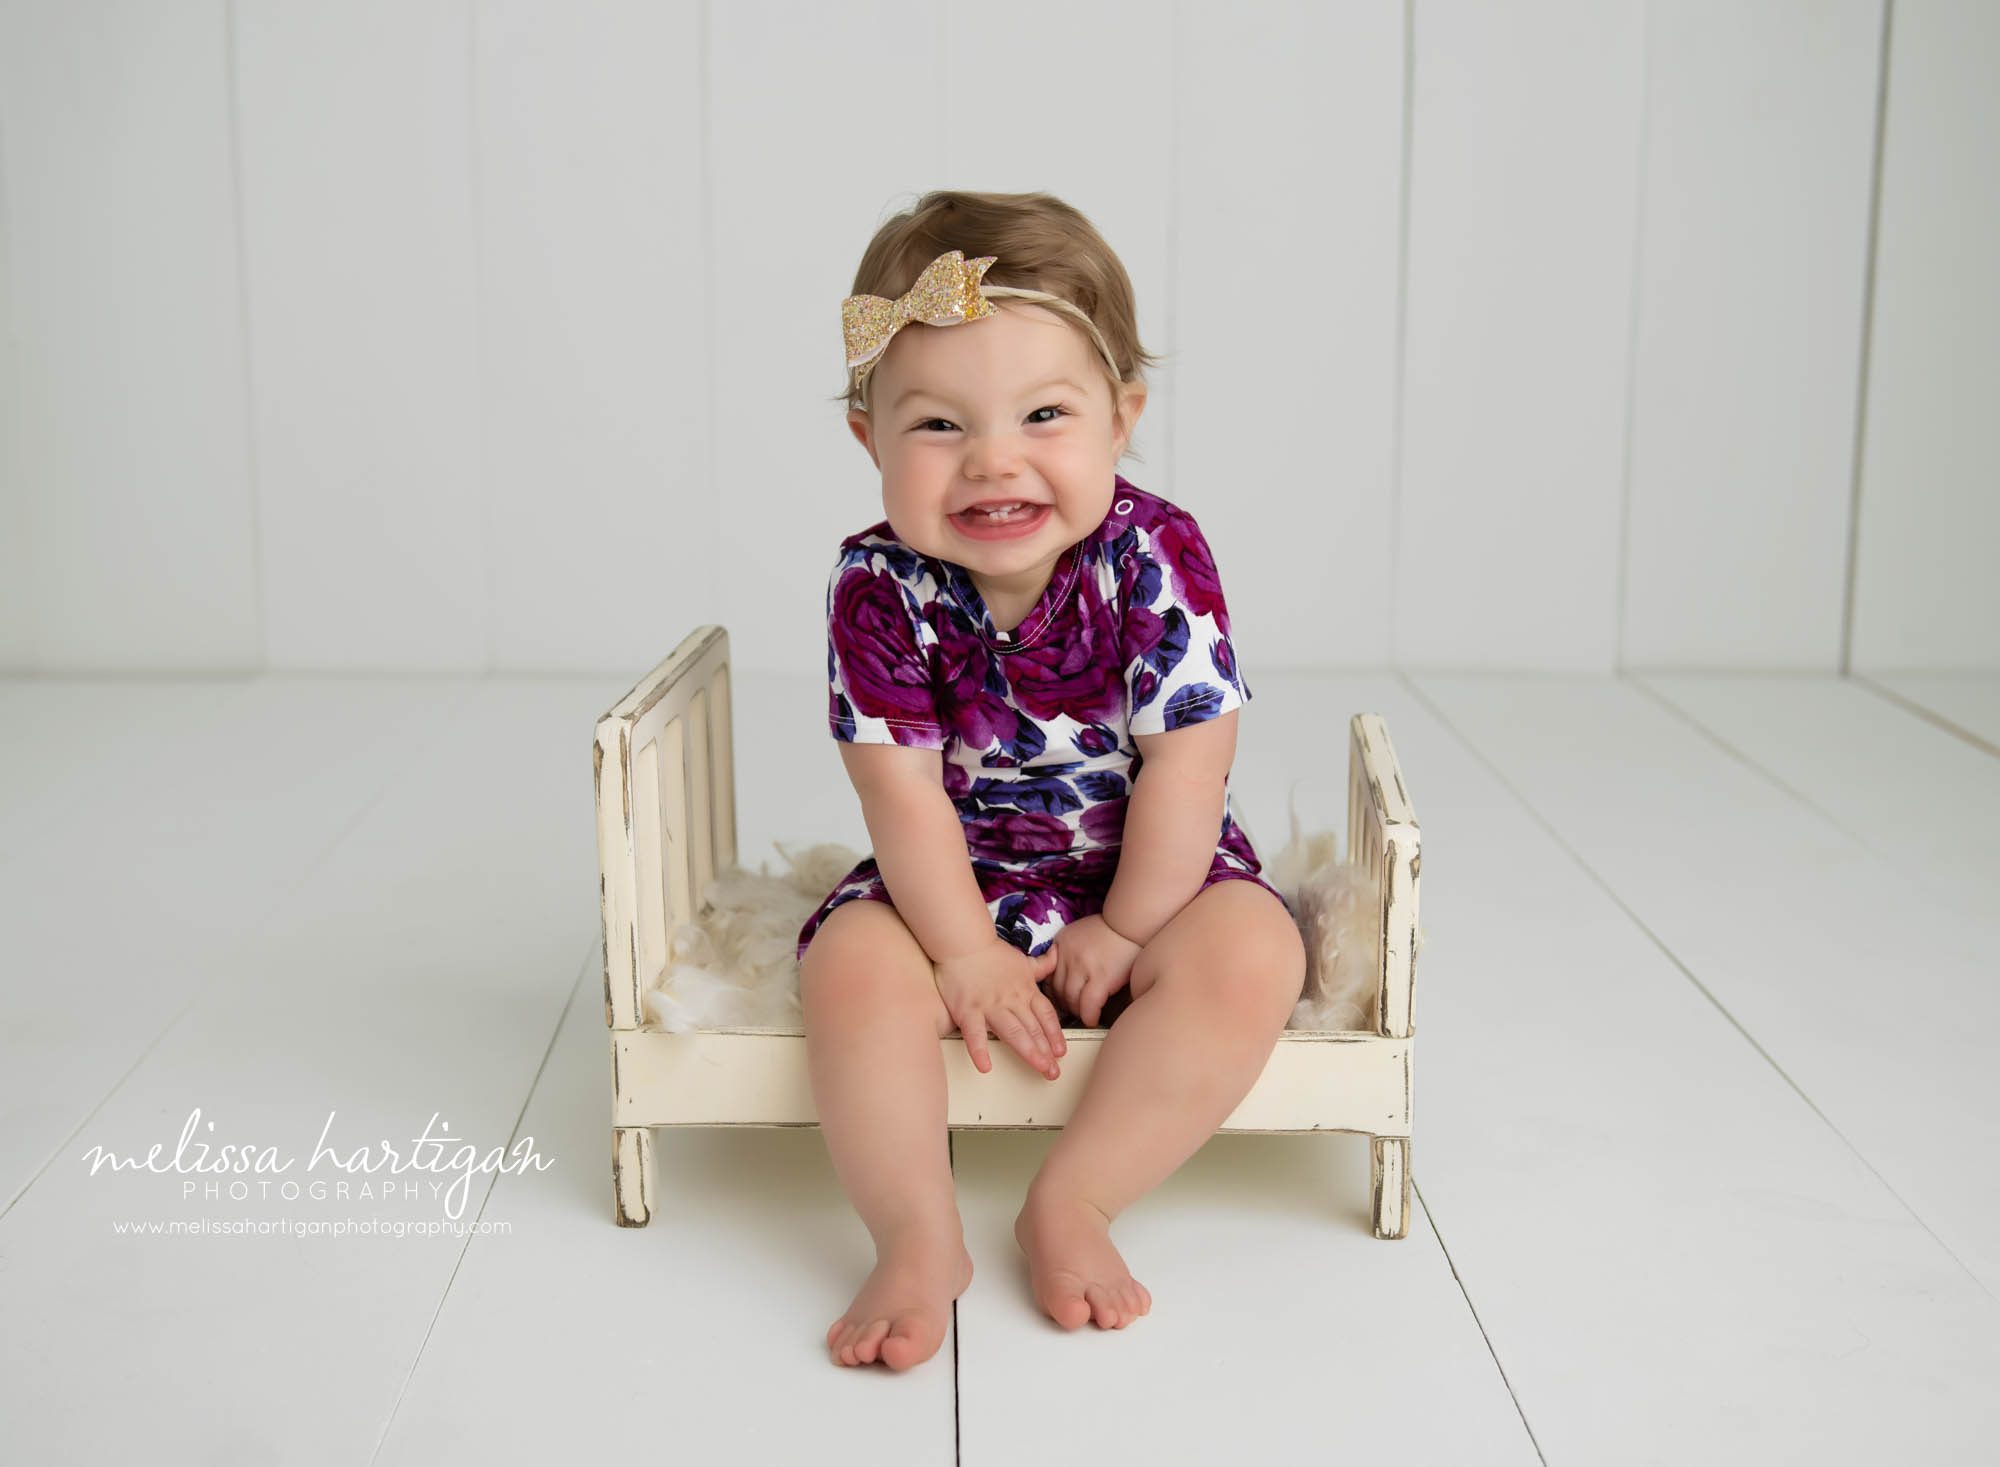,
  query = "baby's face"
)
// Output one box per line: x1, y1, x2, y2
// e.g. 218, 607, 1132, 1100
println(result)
847, 302, 1145, 582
